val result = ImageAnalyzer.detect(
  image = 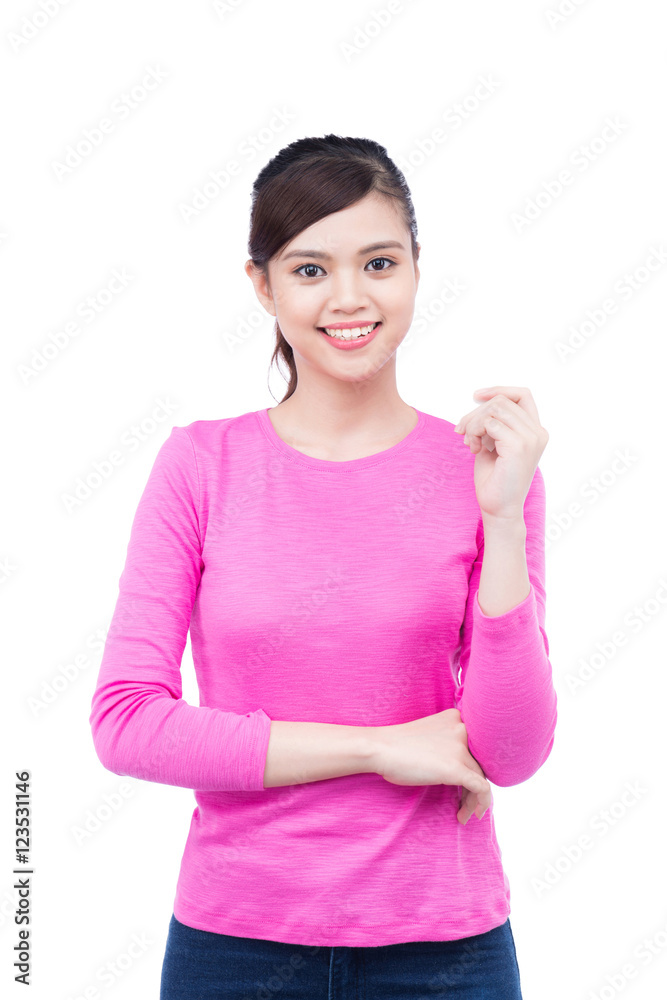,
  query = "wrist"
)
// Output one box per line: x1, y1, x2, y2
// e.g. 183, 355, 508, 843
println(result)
362, 725, 392, 776
481, 513, 526, 536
